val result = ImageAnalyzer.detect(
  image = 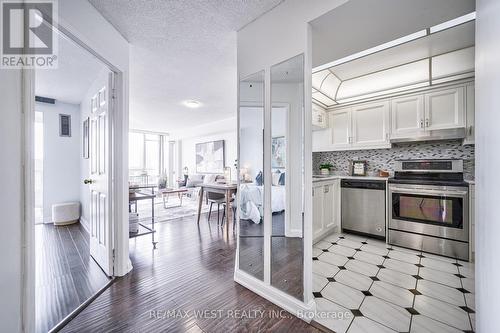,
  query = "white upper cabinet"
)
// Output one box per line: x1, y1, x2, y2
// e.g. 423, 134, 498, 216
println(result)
330, 108, 351, 150
424, 87, 465, 131
312, 82, 474, 152
464, 83, 475, 145
351, 100, 390, 148
391, 95, 424, 138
